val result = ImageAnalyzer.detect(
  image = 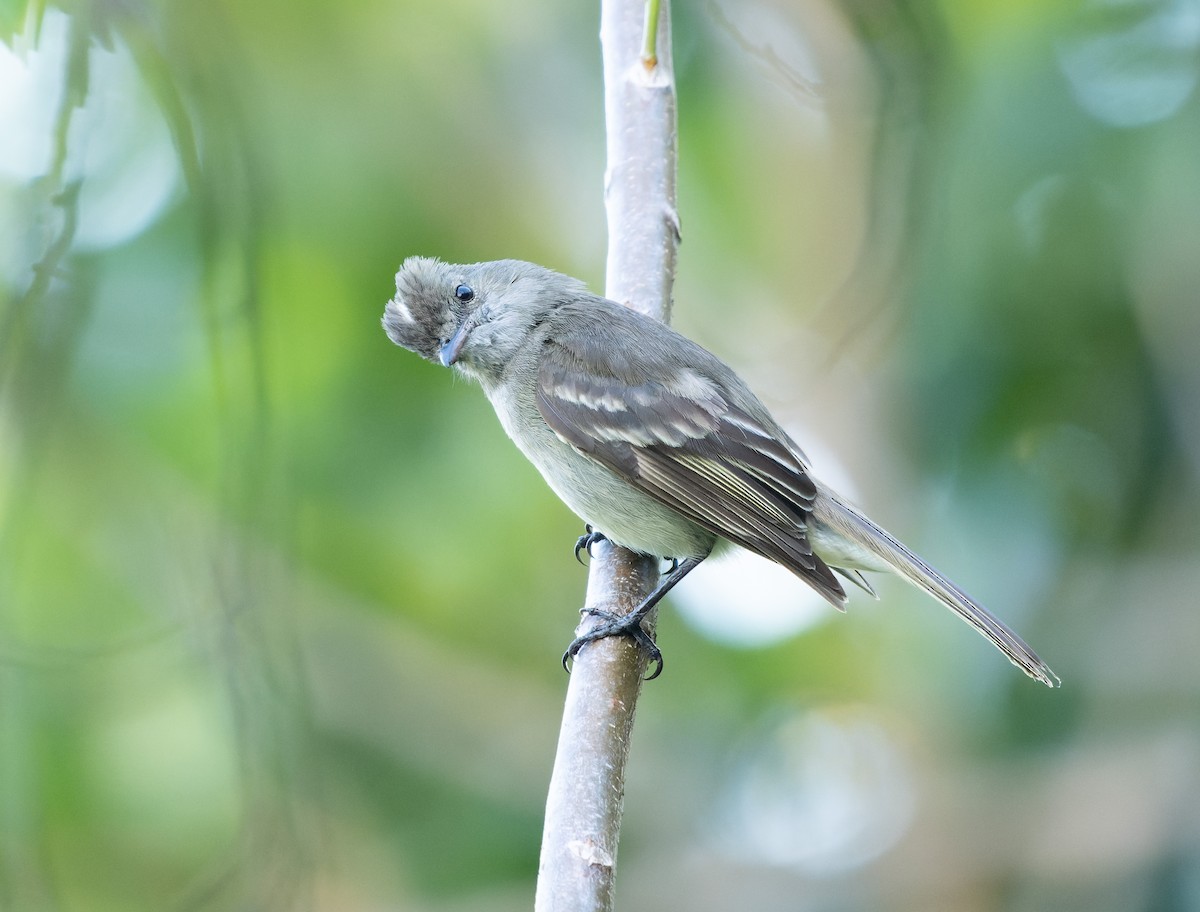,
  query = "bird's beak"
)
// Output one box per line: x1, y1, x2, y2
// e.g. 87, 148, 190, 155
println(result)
439, 316, 475, 367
